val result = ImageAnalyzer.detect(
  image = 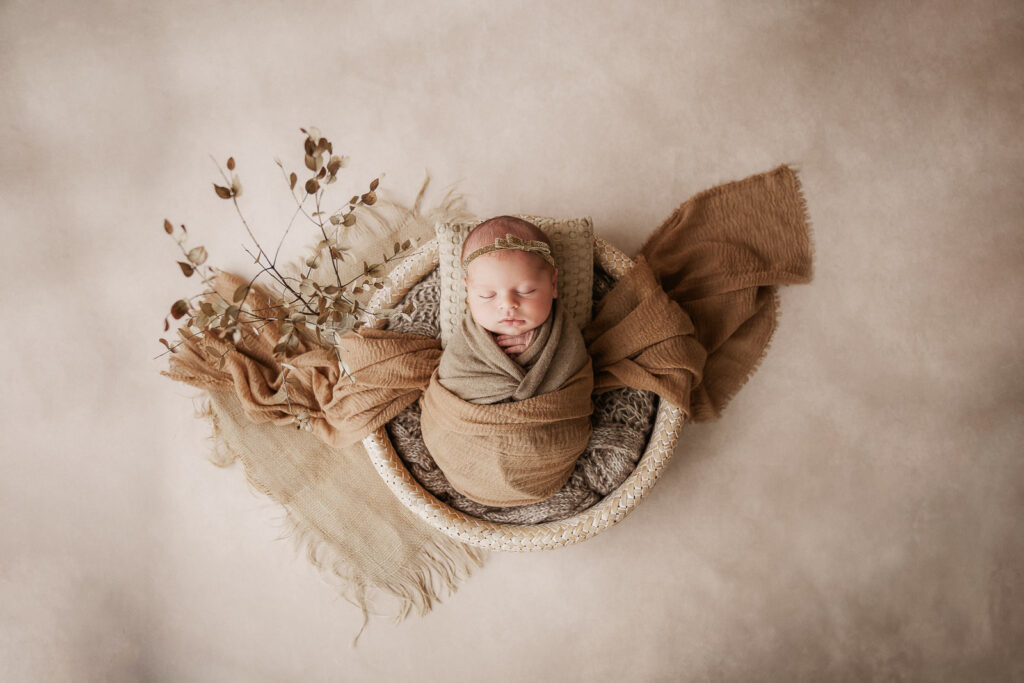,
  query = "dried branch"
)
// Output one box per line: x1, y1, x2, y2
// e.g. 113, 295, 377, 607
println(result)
160, 127, 414, 413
